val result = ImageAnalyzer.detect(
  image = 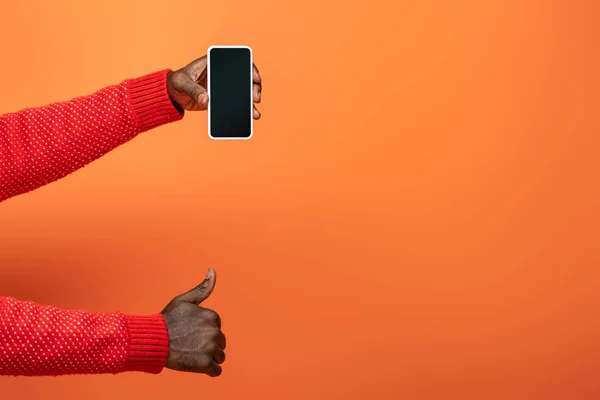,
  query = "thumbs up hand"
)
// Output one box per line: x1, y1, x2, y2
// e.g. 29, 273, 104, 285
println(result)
161, 269, 226, 376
